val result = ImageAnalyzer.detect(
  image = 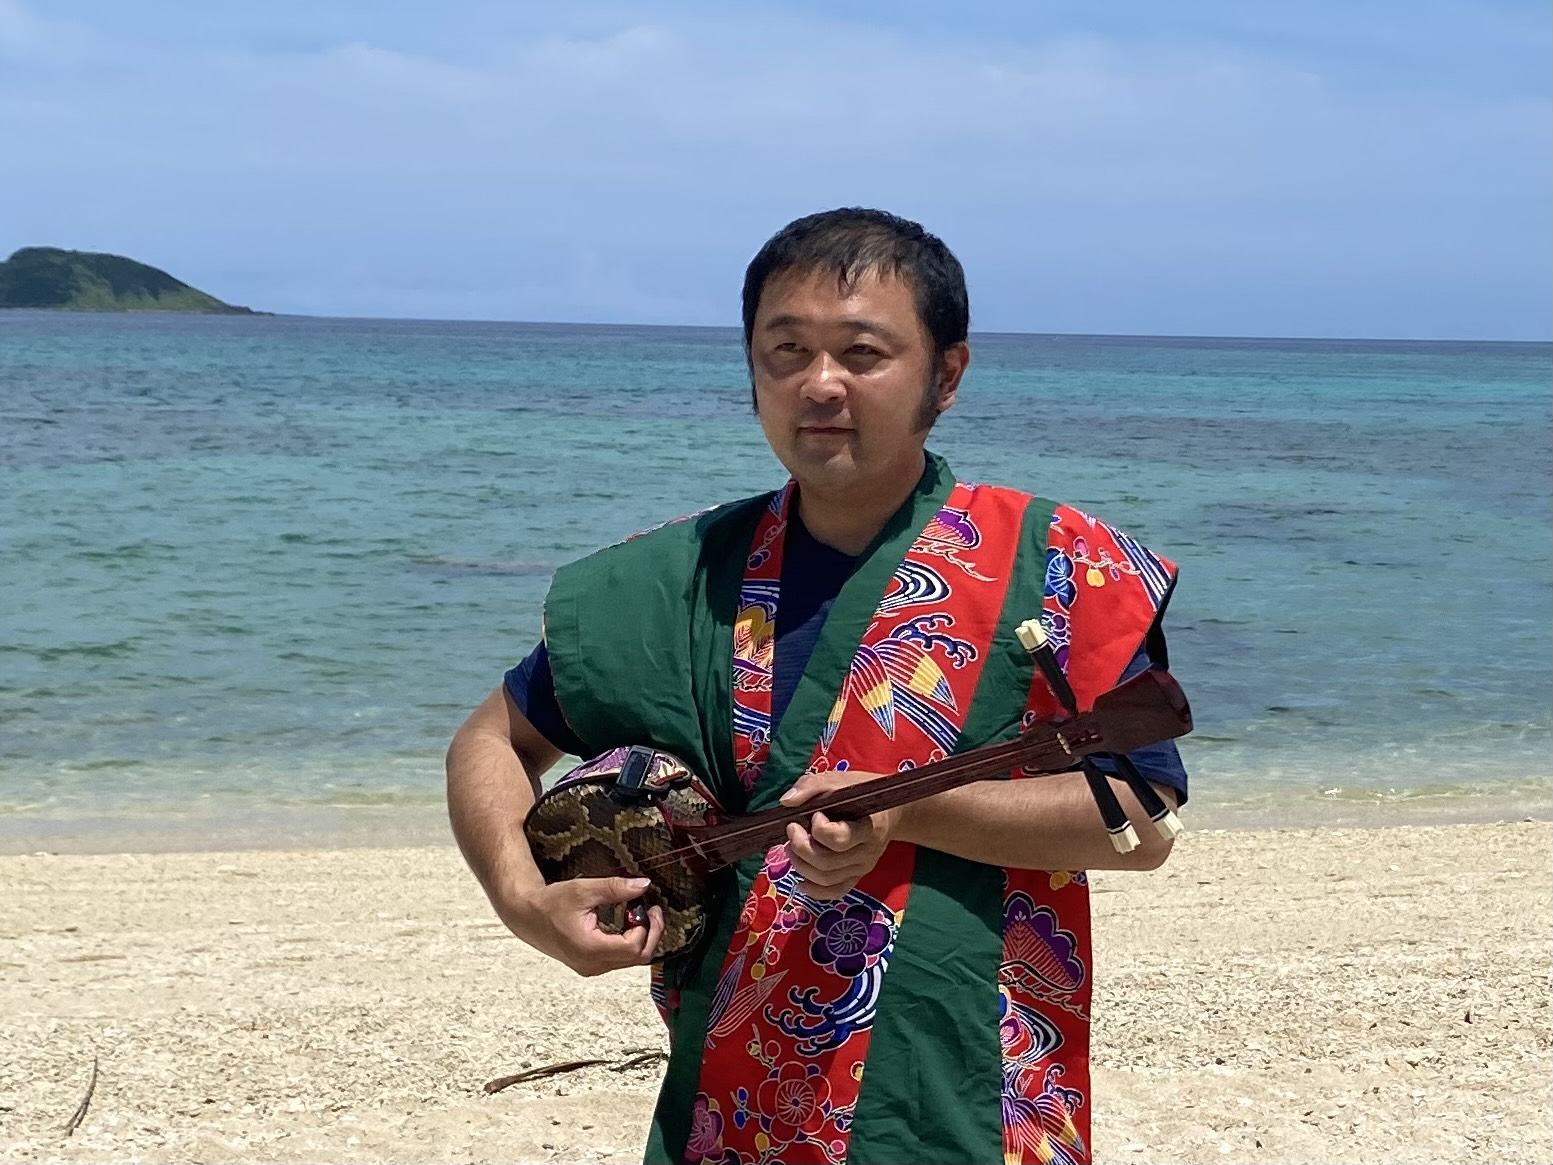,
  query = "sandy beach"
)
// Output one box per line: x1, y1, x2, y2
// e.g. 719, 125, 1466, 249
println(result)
2, 820, 1549, 1165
